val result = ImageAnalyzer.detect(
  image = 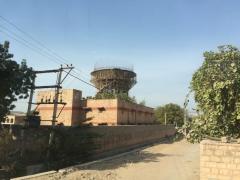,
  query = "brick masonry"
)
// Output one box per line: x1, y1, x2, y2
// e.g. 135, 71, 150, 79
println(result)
8, 125, 175, 178
37, 89, 82, 126
9, 125, 175, 164
84, 99, 154, 125
36, 89, 154, 126
200, 140, 240, 180
87, 125, 175, 154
